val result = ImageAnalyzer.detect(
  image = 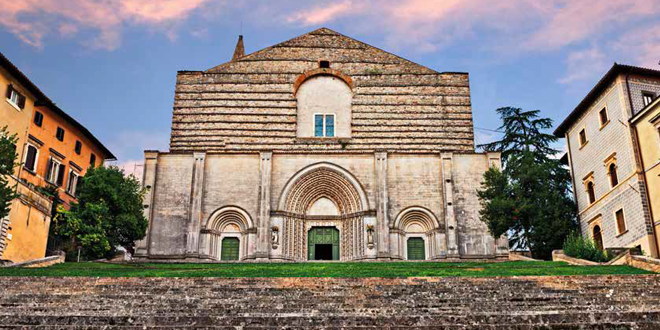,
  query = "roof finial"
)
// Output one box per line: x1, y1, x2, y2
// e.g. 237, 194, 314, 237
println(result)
232, 35, 245, 61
